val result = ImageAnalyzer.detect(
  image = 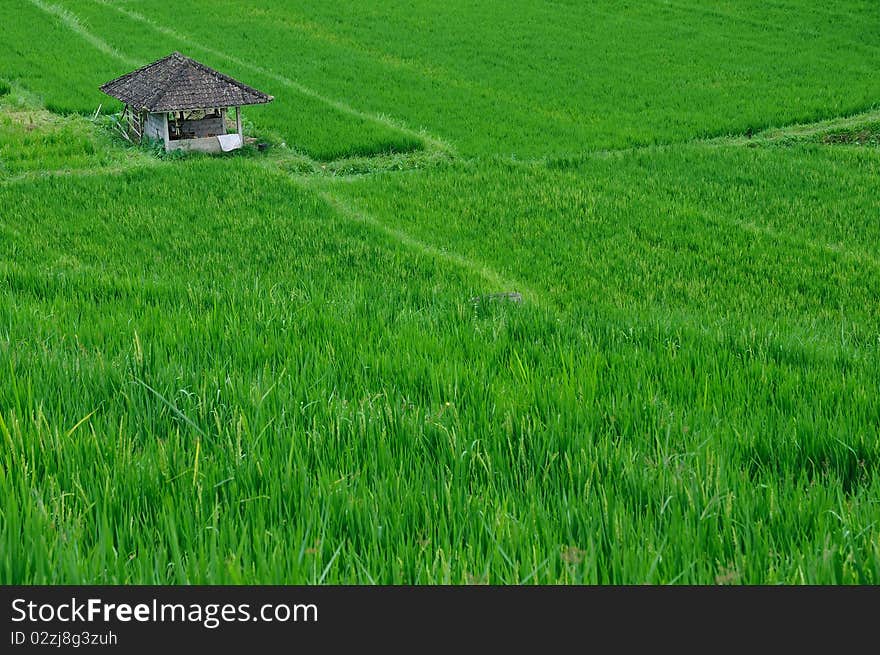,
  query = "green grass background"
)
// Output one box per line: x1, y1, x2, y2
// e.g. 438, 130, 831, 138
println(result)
1, 0, 879, 583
